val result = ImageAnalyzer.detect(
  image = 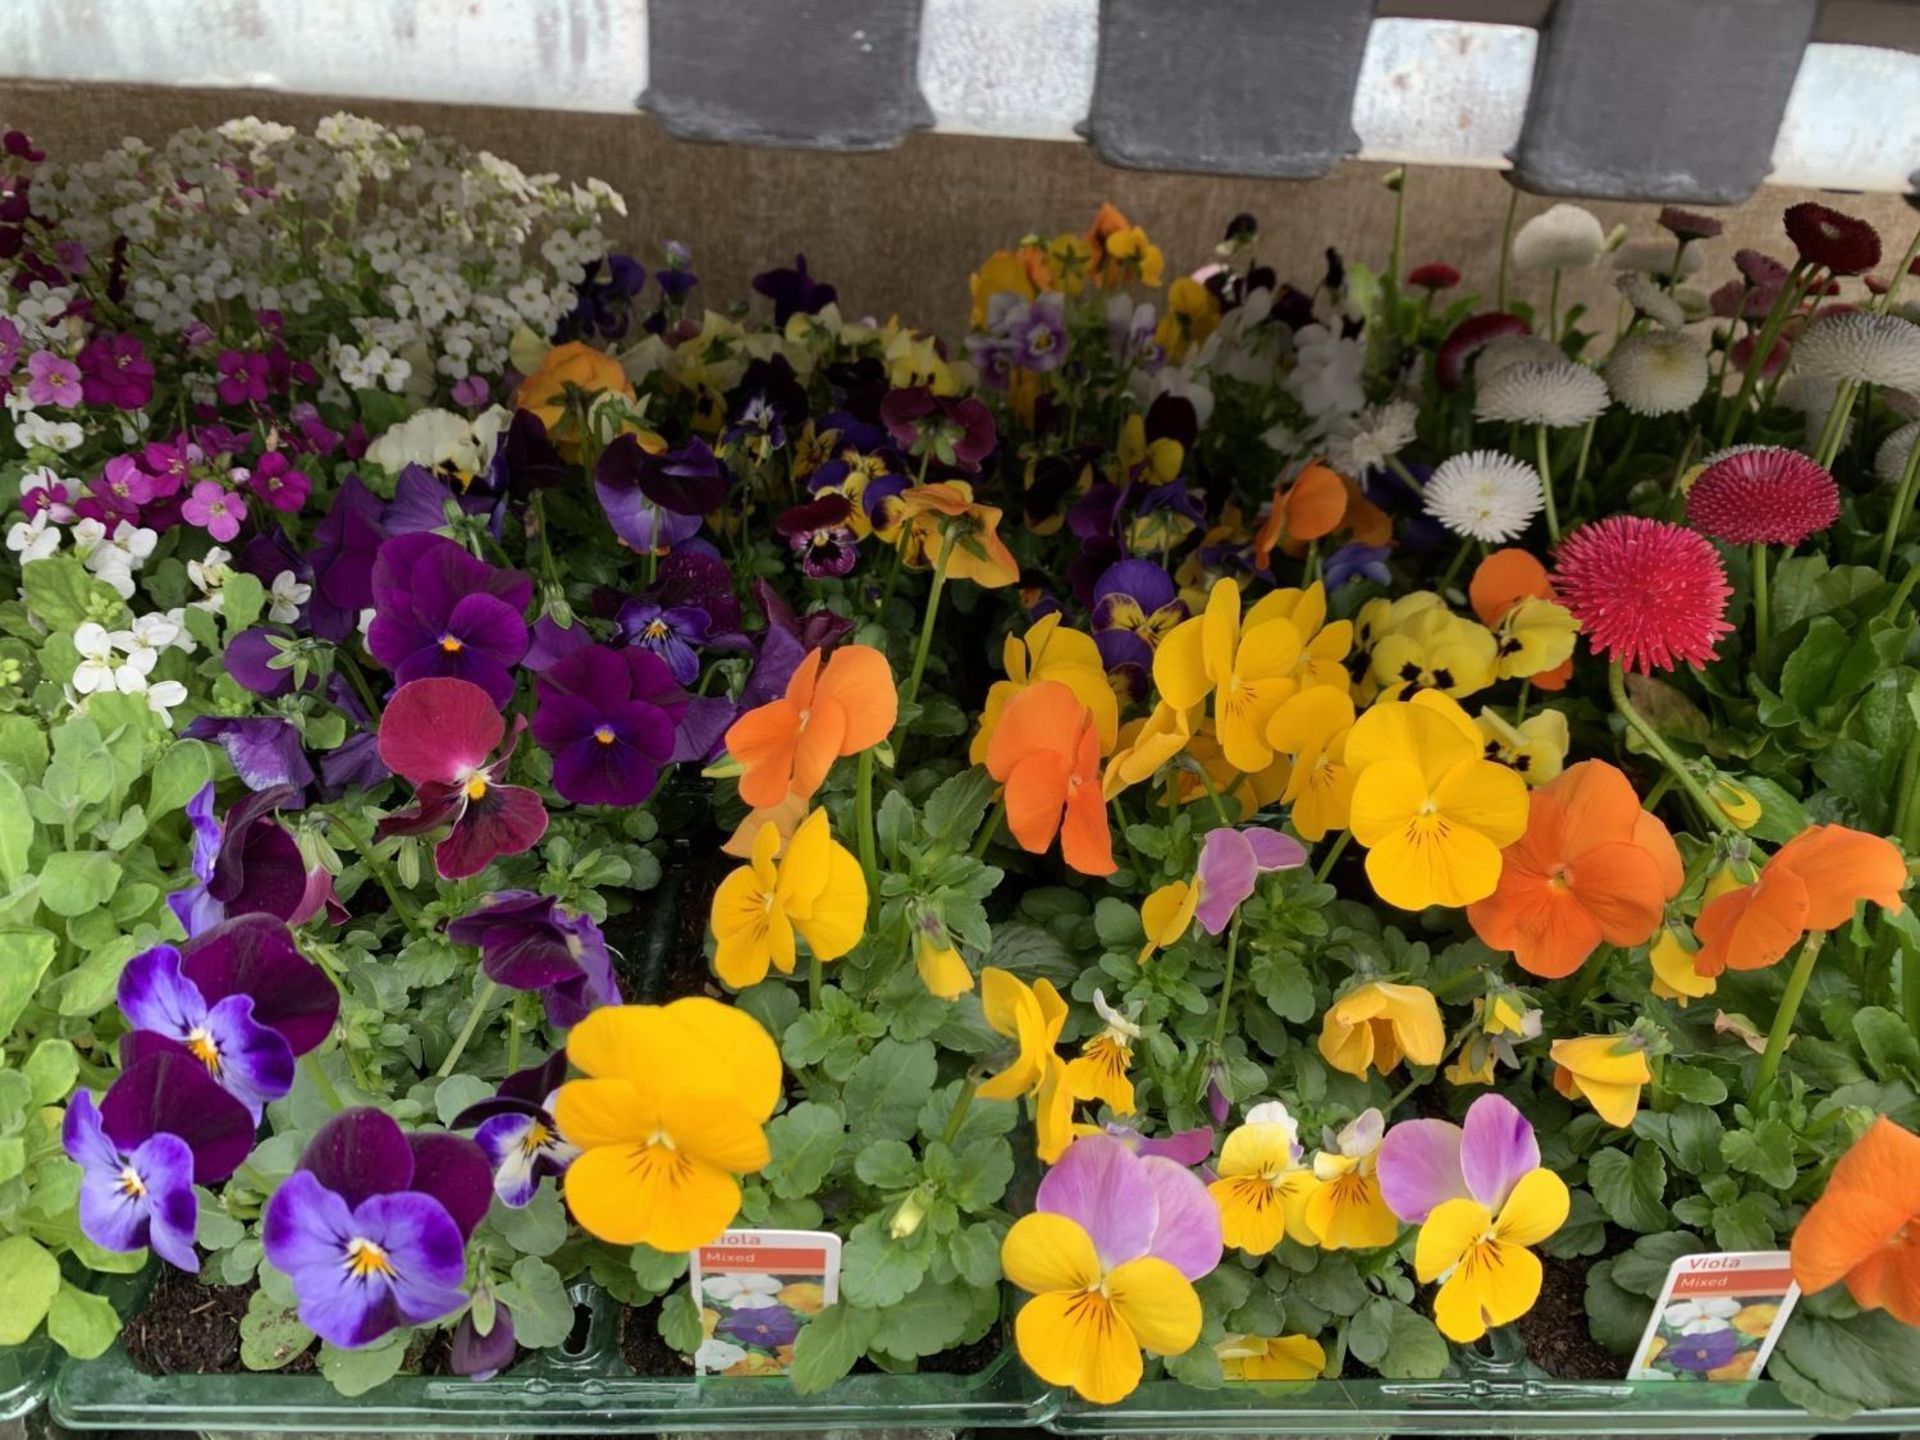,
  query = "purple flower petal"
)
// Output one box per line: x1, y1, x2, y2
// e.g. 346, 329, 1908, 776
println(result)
319, 732, 391, 794
67, 1091, 201, 1270
1138, 1154, 1223, 1281
435, 782, 547, 880
1092, 558, 1178, 616
1459, 1093, 1541, 1214
99, 1050, 256, 1185
194, 994, 297, 1119
118, 945, 206, 1038
524, 616, 593, 672
306, 475, 387, 643
1035, 1133, 1157, 1271
1130, 1125, 1216, 1167
406, 1132, 493, 1241
473, 1112, 576, 1208
207, 786, 308, 921
1376, 1118, 1468, 1225
1243, 827, 1309, 872
450, 1304, 516, 1379
448, 892, 582, 991
300, 1108, 415, 1208
224, 629, 297, 698
180, 718, 316, 794
180, 914, 340, 1057
444, 592, 531, 666
670, 695, 735, 766
1193, 829, 1256, 936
